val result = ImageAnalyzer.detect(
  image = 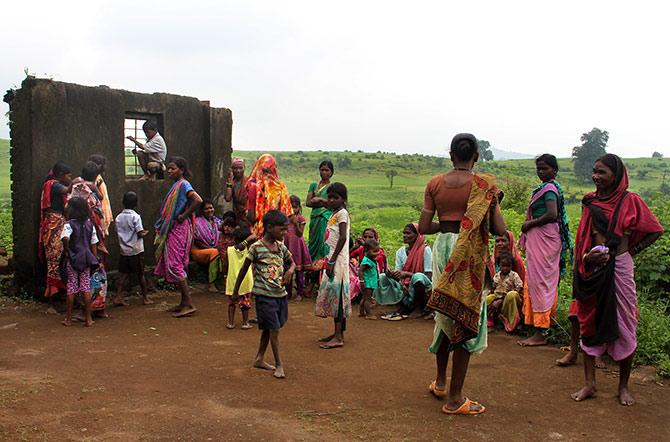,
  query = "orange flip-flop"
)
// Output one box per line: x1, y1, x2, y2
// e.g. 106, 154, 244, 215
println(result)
429, 381, 447, 399
441, 398, 486, 415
